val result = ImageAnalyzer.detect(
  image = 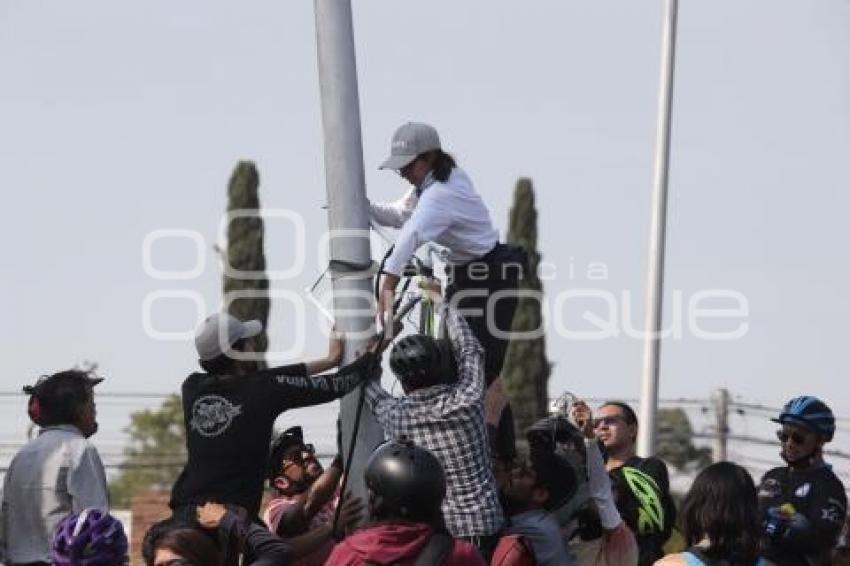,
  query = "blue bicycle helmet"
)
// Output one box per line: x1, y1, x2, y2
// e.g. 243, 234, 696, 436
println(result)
772, 396, 835, 441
